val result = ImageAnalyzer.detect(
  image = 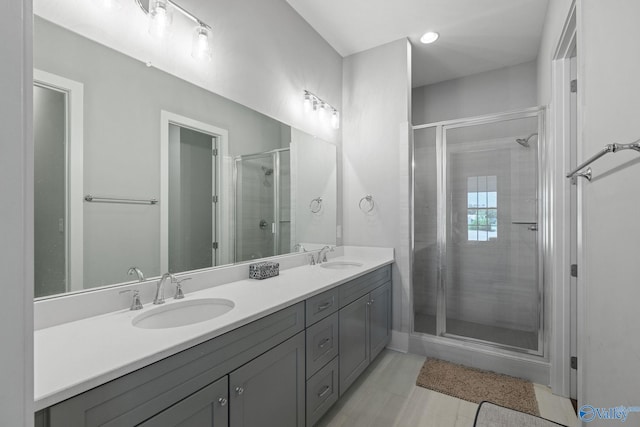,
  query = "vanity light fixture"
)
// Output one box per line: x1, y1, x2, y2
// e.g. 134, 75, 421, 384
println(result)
303, 90, 340, 129
136, 0, 213, 61
148, 0, 173, 38
420, 31, 440, 44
